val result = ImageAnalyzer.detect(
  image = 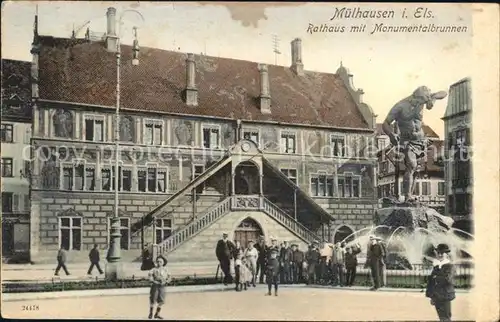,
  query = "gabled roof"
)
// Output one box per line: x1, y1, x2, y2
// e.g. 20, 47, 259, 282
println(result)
1, 59, 32, 121
375, 123, 439, 139
37, 36, 370, 129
